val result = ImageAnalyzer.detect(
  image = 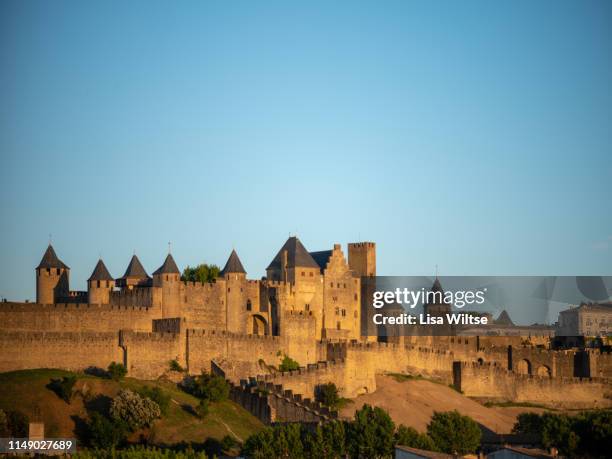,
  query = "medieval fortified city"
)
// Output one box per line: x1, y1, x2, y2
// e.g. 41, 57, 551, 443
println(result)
3, 1, 612, 457
0, 238, 610, 457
